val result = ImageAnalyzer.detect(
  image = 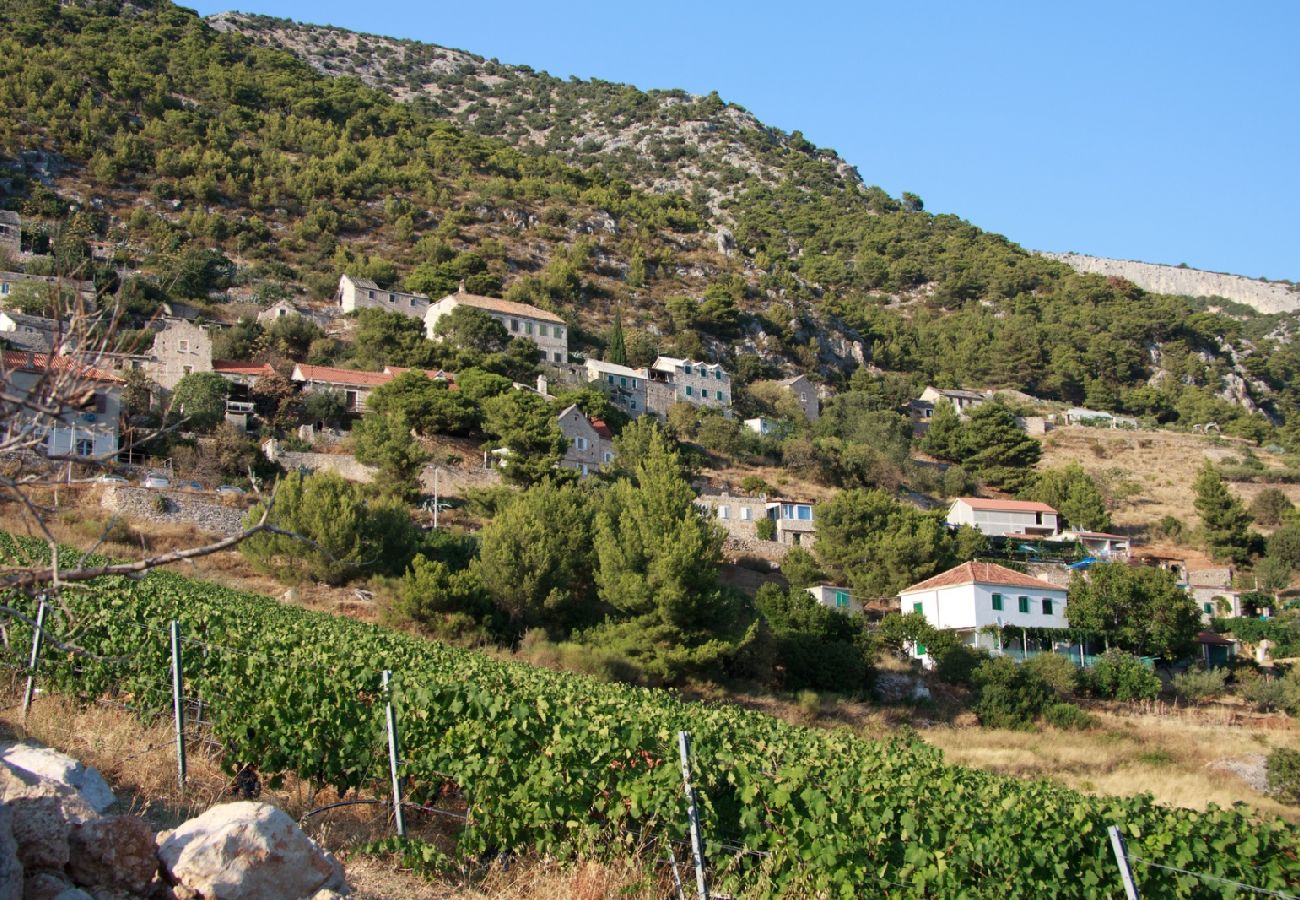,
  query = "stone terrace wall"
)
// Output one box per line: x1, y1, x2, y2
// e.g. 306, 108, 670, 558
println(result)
101, 486, 248, 536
